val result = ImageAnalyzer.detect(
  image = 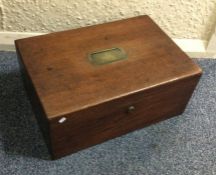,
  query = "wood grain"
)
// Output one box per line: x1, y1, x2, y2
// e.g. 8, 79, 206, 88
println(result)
50, 74, 201, 159
15, 15, 202, 159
